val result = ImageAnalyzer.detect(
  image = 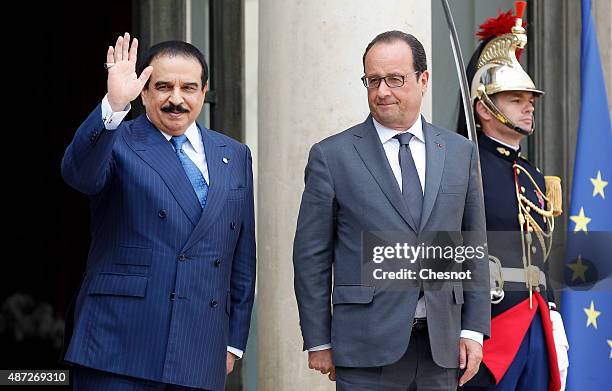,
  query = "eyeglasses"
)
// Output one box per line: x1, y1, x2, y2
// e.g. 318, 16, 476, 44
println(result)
361, 71, 420, 89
